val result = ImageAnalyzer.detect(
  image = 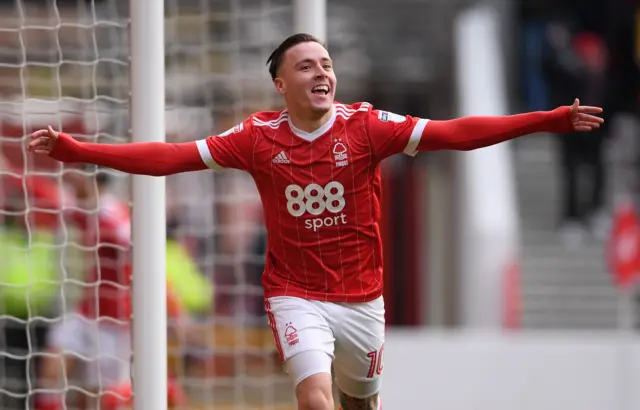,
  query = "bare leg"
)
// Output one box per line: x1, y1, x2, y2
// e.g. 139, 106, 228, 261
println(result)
295, 373, 333, 410
338, 390, 380, 410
